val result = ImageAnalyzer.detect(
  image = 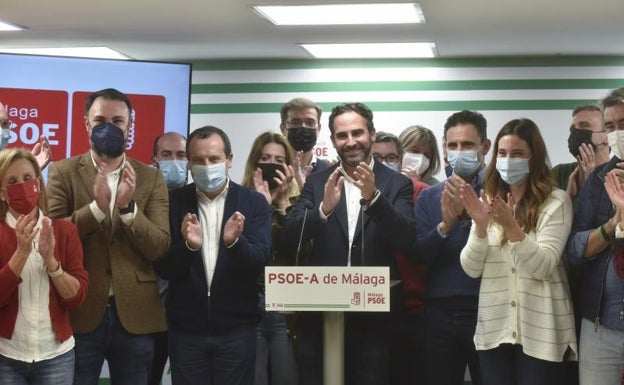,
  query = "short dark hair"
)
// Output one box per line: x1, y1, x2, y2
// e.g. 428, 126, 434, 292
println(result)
600, 87, 624, 113
373, 131, 403, 157
443, 110, 487, 143
187, 125, 232, 159
85, 88, 132, 118
153, 132, 187, 157
328, 103, 375, 136
572, 104, 600, 116
280, 98, 322, 123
